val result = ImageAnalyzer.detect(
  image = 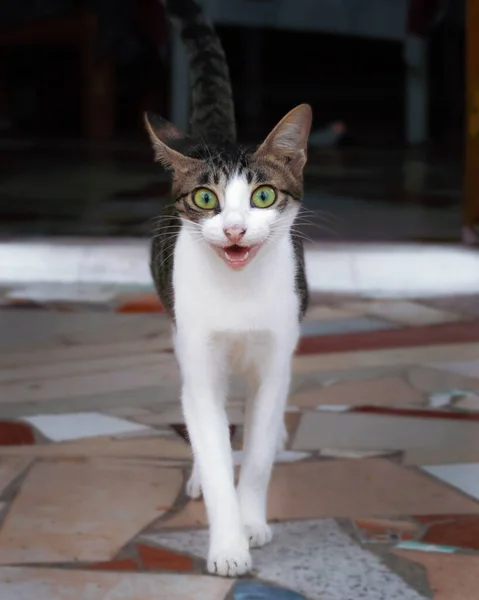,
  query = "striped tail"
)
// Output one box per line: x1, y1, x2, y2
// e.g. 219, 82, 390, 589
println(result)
165, 0, 236, 144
